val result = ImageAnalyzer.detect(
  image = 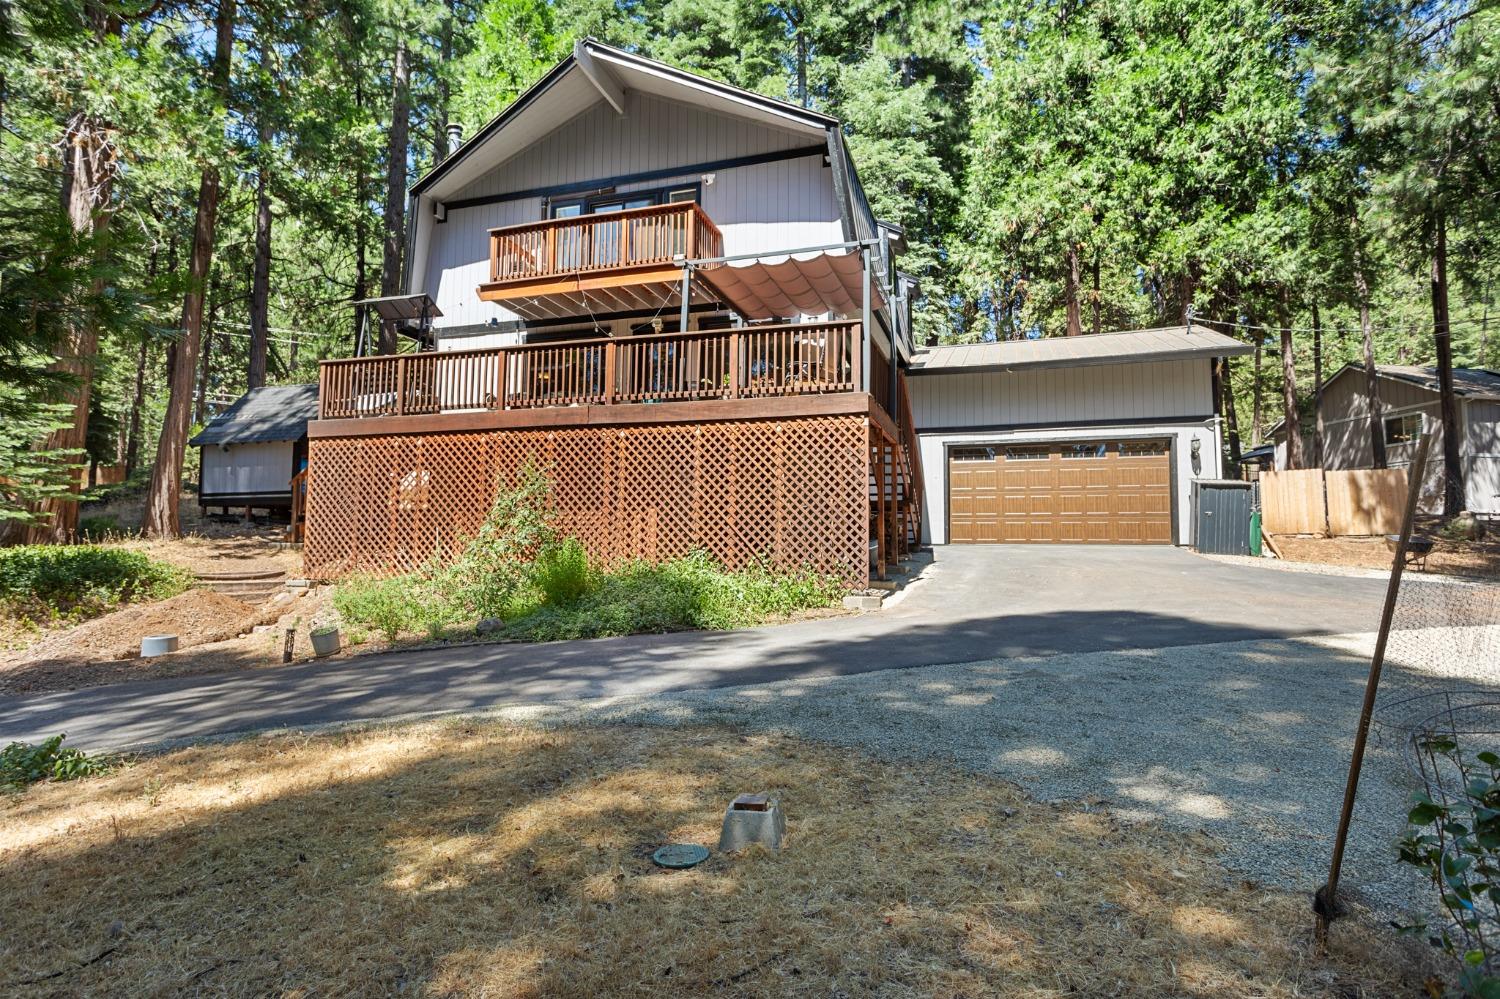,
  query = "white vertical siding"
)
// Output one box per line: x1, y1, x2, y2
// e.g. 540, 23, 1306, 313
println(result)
201, 442, 294, 498
420, 91, 841, 331
908, 359, 1213, 430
